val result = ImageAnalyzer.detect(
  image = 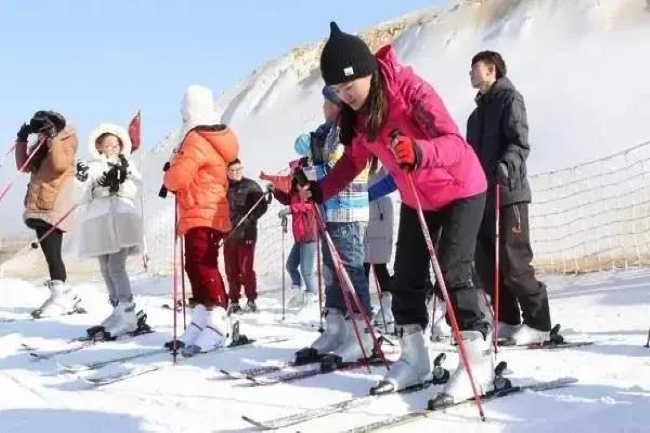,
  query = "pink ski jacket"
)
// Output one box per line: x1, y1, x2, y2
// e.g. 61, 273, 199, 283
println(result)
319, 45, 486, 211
